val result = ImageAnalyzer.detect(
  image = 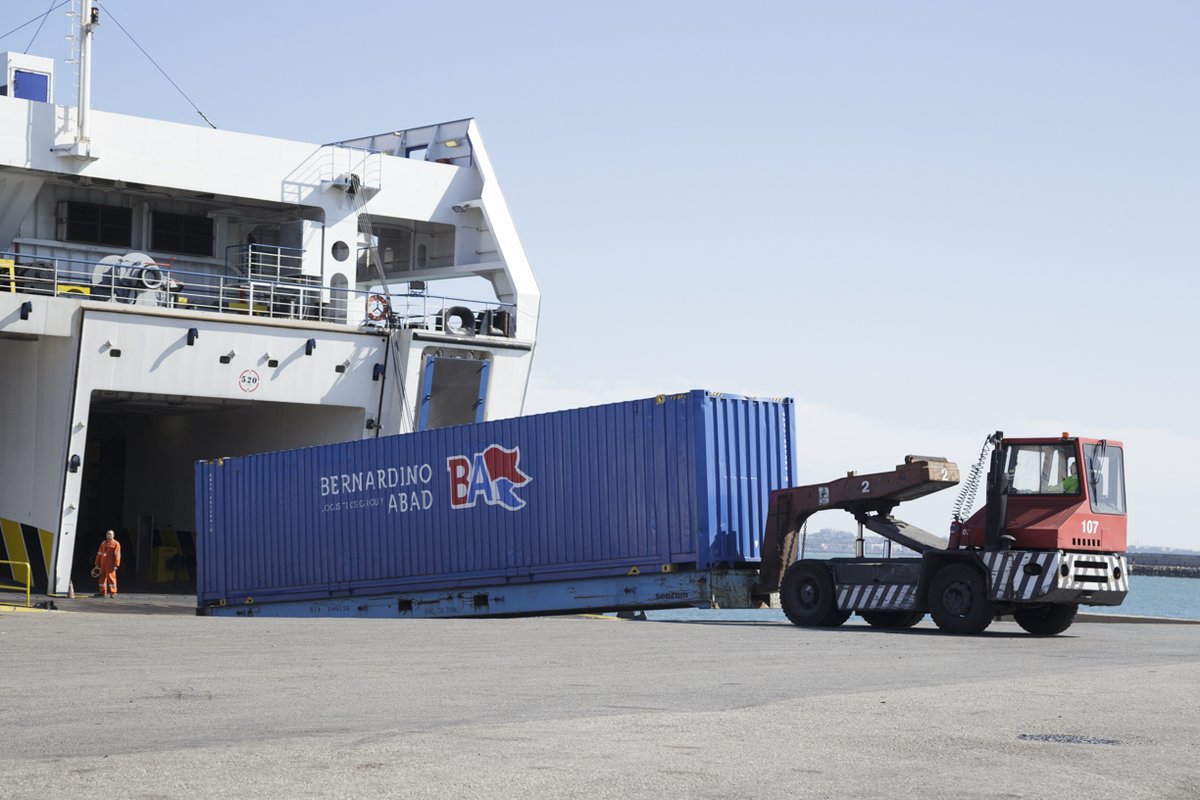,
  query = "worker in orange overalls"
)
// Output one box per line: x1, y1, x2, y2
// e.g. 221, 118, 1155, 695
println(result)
95, 529, 121, 598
